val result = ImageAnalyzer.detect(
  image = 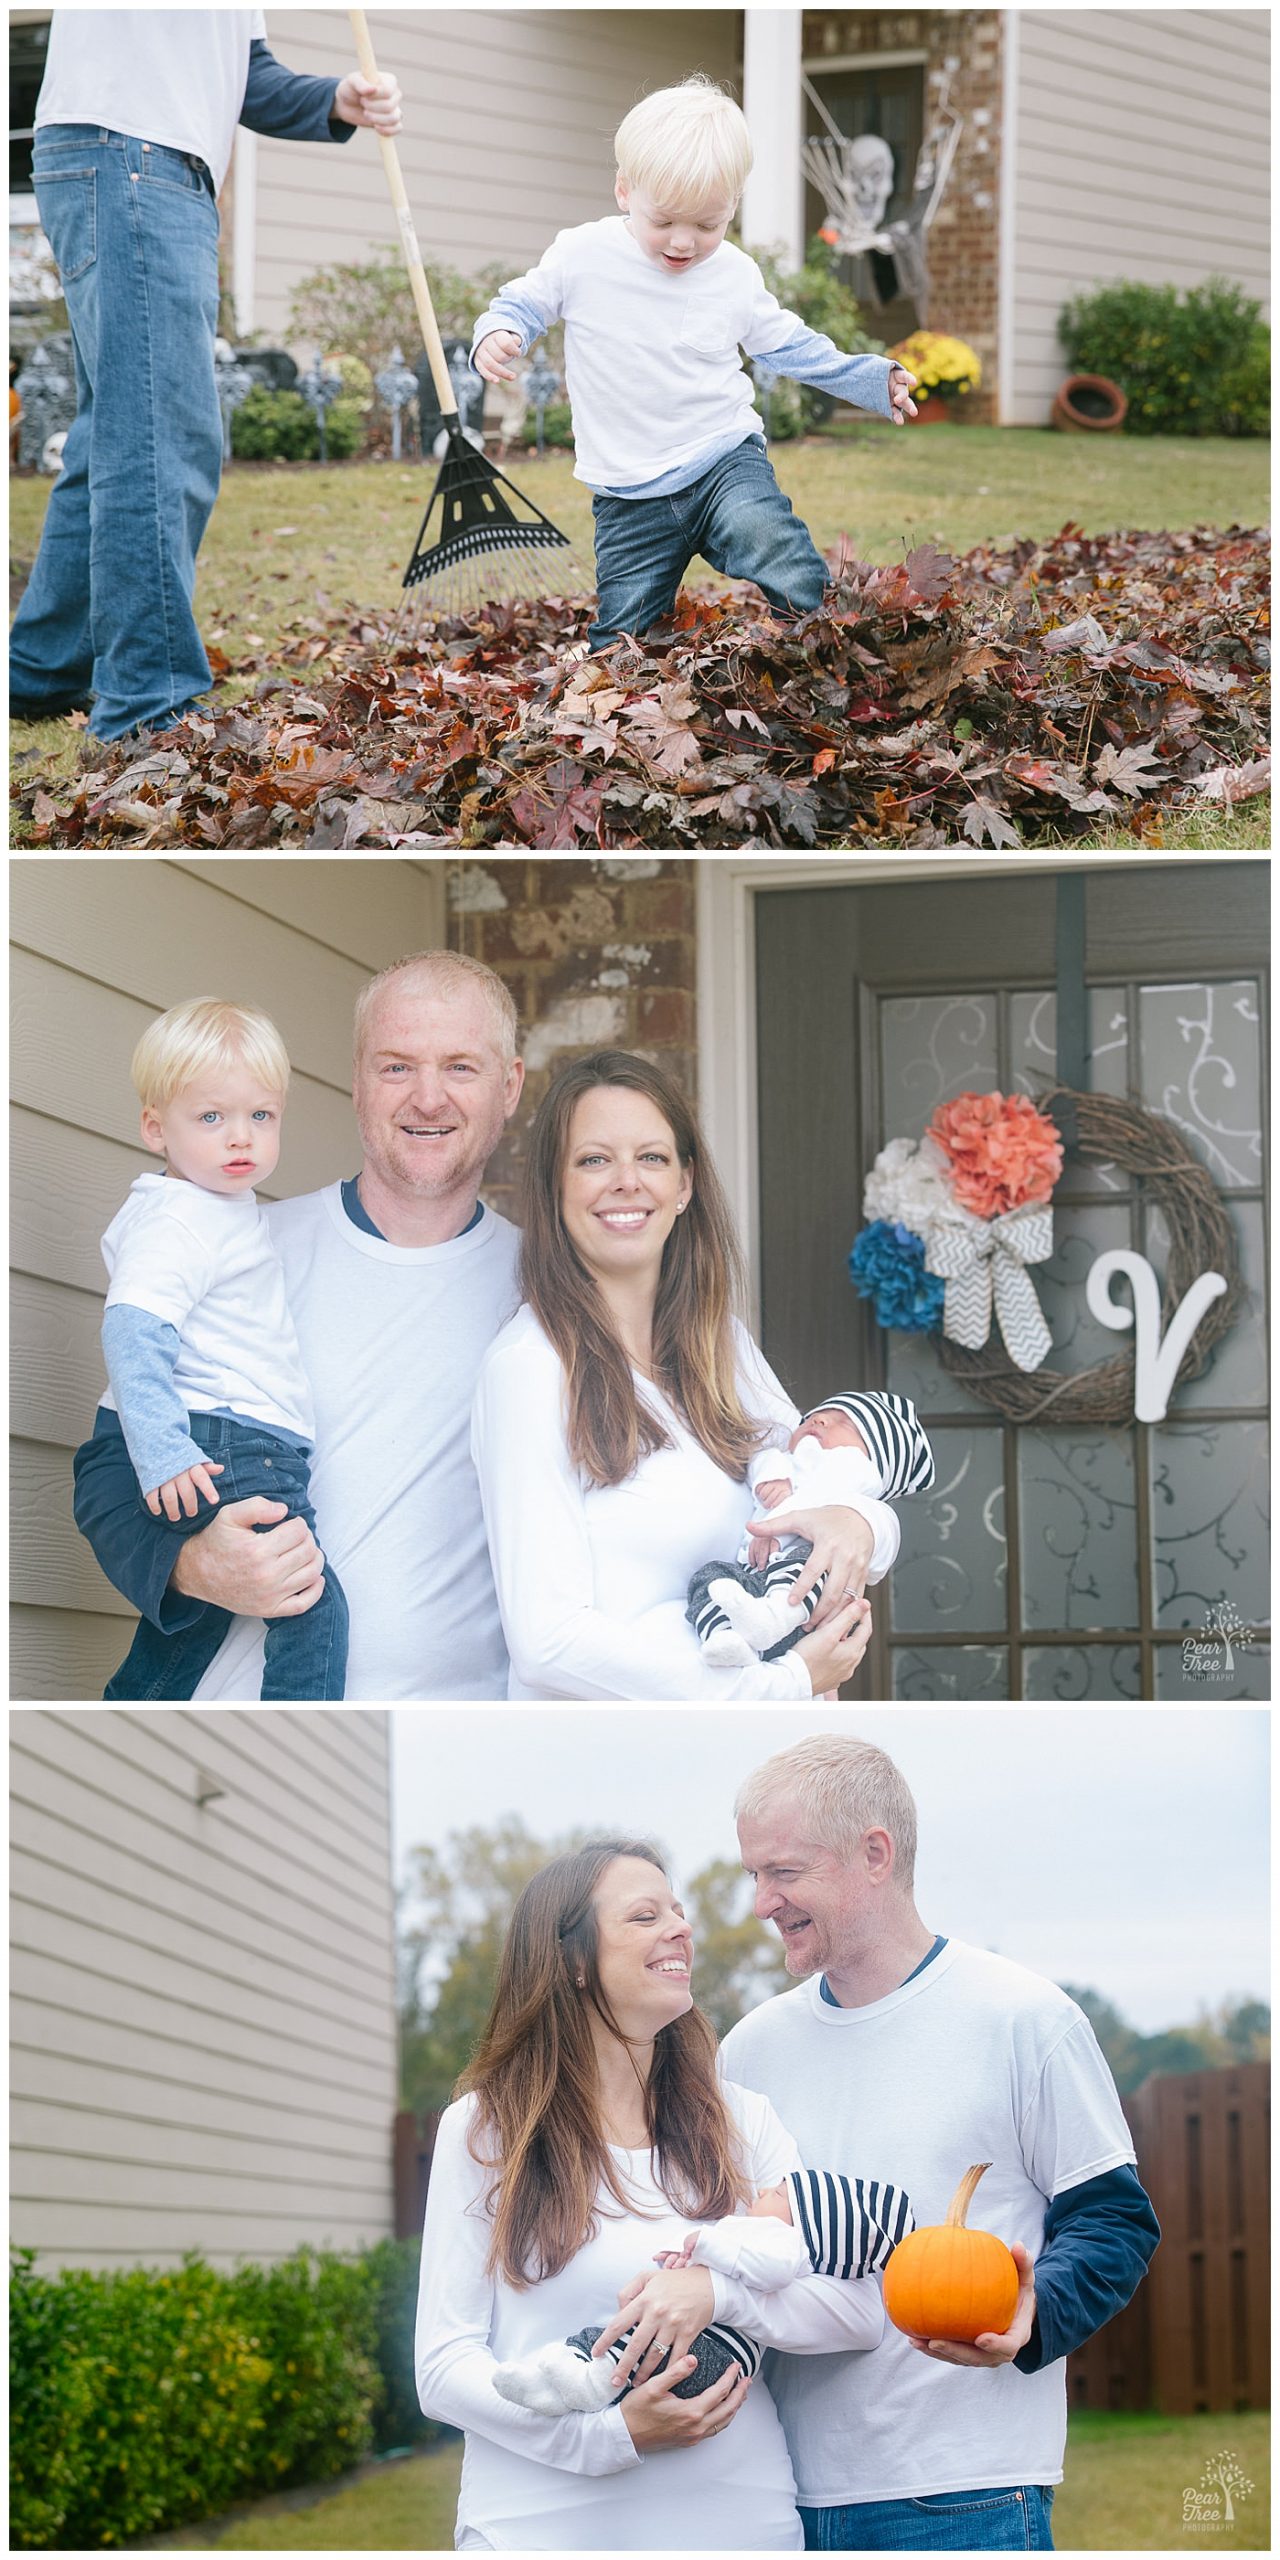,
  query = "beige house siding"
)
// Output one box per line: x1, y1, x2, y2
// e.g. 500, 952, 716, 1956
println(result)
1007, 9, 1270, 423
253, 9, 742, 343
10, 859, 444, 1704
10, 1707, 396, 2271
